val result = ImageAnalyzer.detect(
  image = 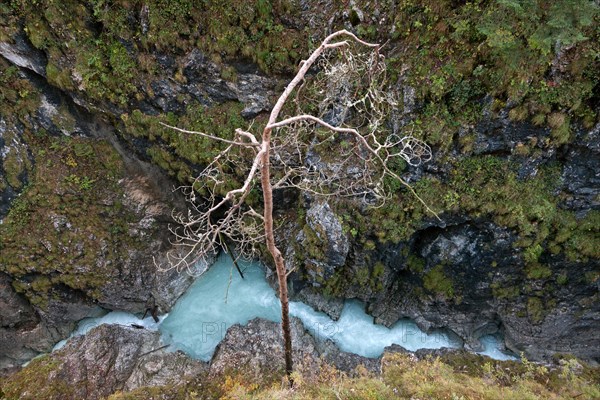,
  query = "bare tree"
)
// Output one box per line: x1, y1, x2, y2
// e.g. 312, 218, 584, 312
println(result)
157, 30, 436, 376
